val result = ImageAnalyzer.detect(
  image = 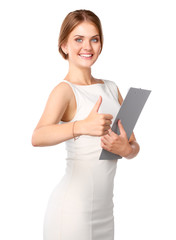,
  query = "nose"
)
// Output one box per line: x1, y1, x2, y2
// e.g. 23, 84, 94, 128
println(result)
82, 40, 92, 51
